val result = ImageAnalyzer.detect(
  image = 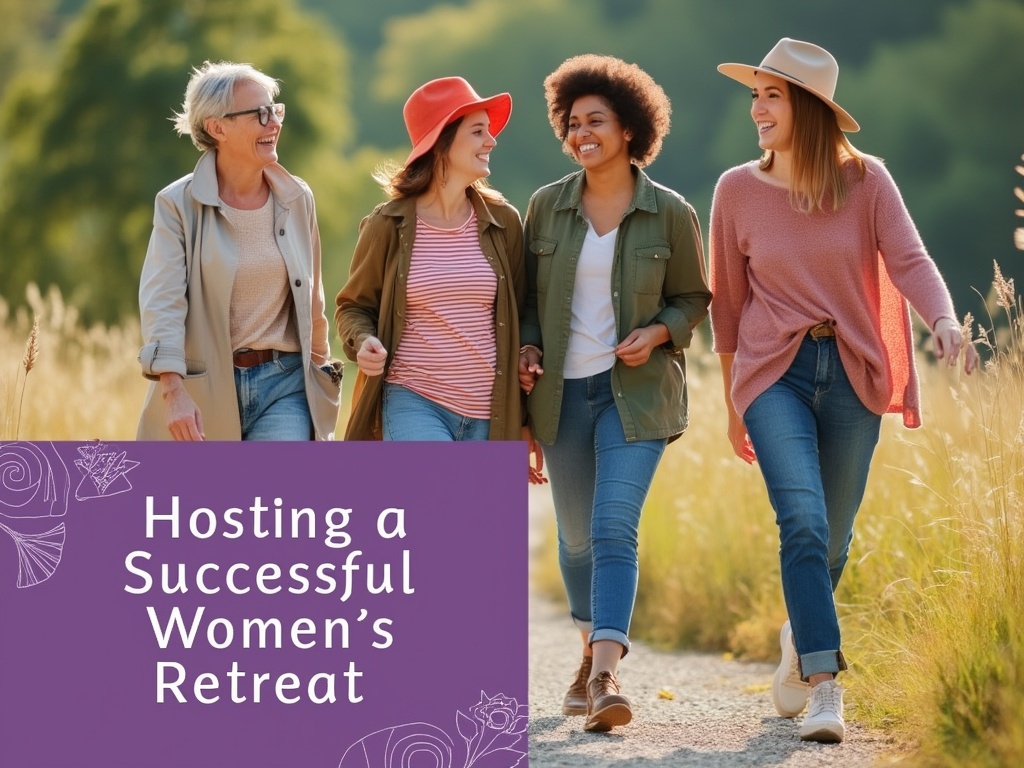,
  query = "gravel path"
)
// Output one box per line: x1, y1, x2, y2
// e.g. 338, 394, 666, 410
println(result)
527, 488, 898, 767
